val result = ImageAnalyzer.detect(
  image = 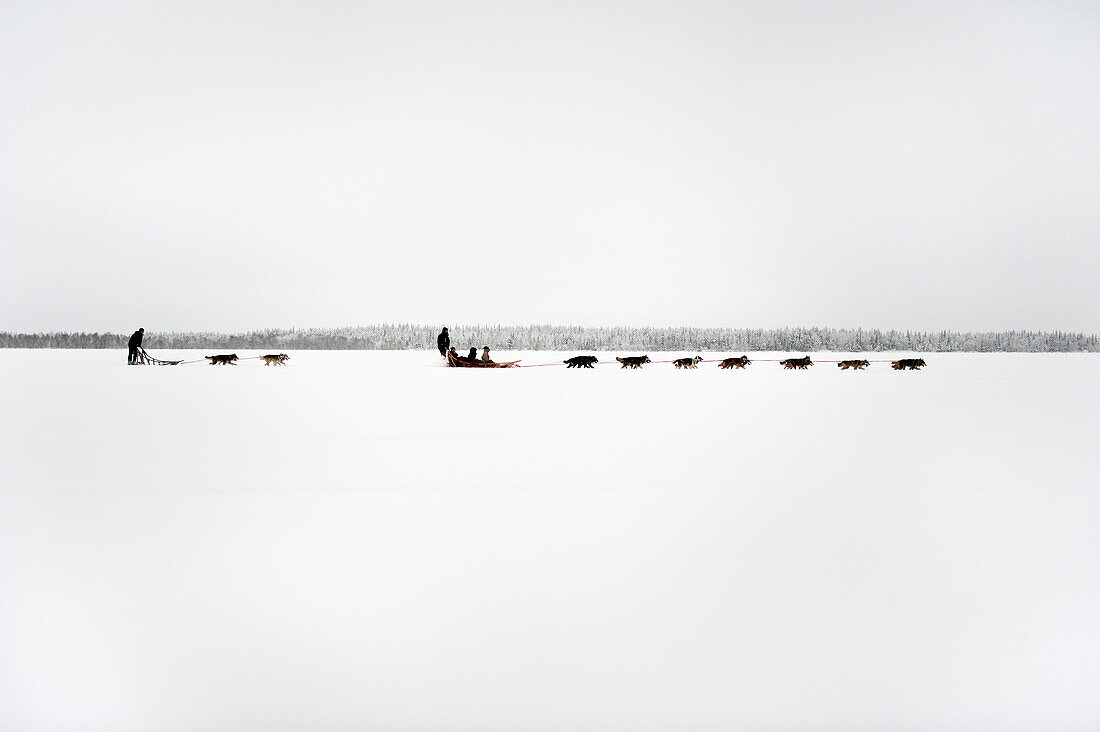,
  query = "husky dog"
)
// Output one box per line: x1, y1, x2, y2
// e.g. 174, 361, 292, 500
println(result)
891, 358, 926, 370
780, 356, 813, 370
616, 355, 651, 369
205, 354, 239, 366
837, 359, 869, 370
260, 353, 290, 366
673, 356, 704, 369
718, 356, 751, 369
564, 355, 599, 368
